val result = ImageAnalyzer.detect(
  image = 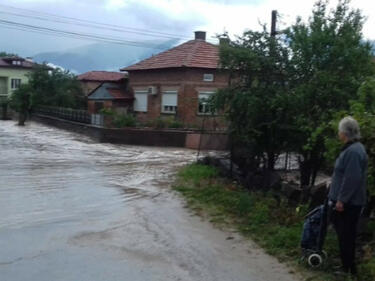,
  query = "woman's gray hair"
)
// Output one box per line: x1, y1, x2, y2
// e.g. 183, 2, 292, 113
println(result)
338, 116, 361, 141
